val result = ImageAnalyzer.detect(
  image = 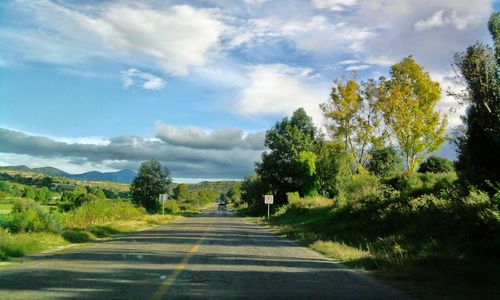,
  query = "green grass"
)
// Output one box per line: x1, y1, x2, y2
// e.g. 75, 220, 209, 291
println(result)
240, 204, 500, 300
0, 229, 68, 259
0, 203, 12, 215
